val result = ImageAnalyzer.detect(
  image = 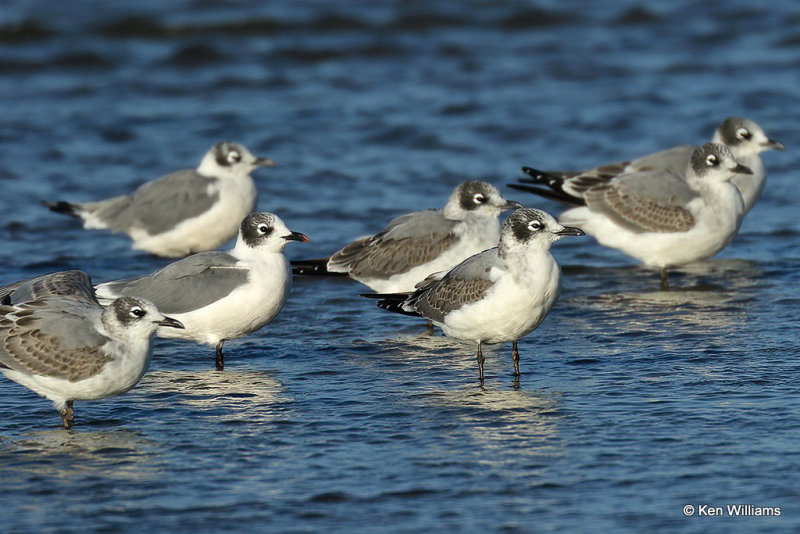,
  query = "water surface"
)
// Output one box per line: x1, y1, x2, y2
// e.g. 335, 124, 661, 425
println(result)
1, 1, 798, 532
